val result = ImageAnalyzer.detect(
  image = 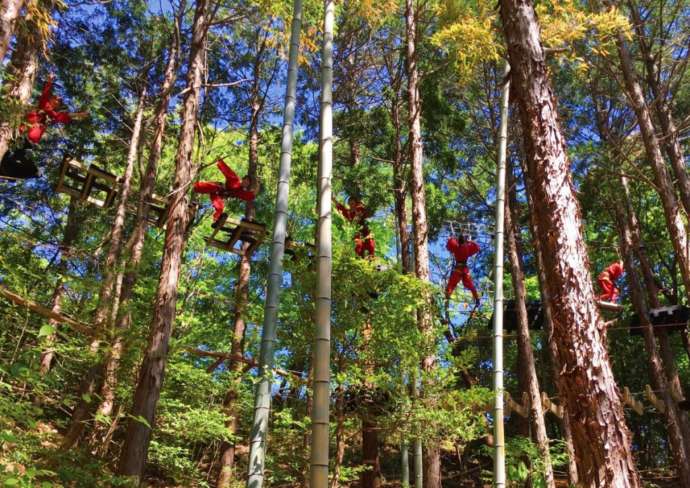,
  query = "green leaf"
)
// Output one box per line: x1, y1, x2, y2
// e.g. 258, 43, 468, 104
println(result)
38, 325, 55, 337
4, 478, 20, 487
